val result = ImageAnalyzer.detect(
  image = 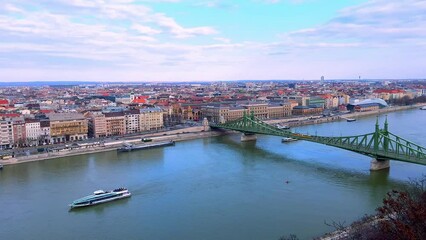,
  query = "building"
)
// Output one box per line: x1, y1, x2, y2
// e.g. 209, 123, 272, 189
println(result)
0, 99, 9, 107
282, 96, 310, 106
40, 120, 51, 145
25, 119, 41, 146
86, 112, 107, 138
139, 107, 164, 131
12, 117, 26, 147
346, 98, 388, 112
241, 102, 268, 119
353, 103, 380, 112
104, 112, 125, 136
48, 113, 88, 143
308, 97, 326, 108
267, 102, 292, 119
201, 105, 245, 123
292, 106, 323, 115
201, 102, 292, 123
124, 109, 140, 134
0, 118, 13, 149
